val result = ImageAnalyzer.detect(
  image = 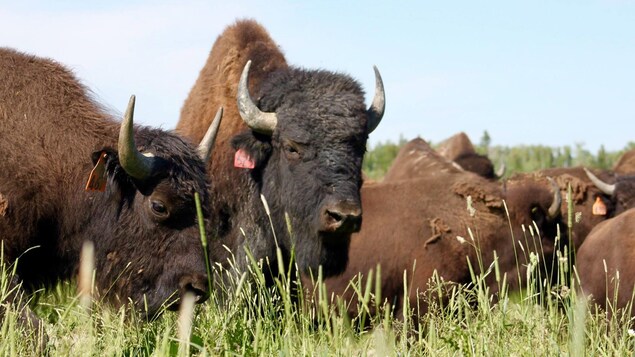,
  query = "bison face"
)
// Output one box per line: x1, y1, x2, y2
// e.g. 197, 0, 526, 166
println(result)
504, 178, 564, 245
231, 67, 381, 277
88, 121, 213, 318
90, 139, 211, 317
585, 169, 635, 216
